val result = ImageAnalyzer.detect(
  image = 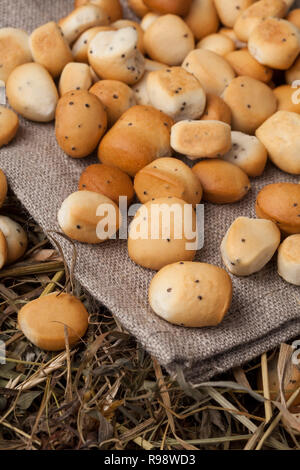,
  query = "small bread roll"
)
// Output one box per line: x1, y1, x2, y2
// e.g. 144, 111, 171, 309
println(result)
192, 159, 250, 204
0, 28, 32, 83
256, 183, 300, 235
200, 93, 231, 125
143, 0, 192, 16
58, 4, 109, 44
278, 235, 300, 286
233, 0, 286, 42
134, 157, 202, 205
285, 55, 300, 85
182, 49, 235, 96
59, 62, 93, 96
0, 169, 8, 208
55, 90, 107, 158
171, 120, 232, 159
98, 105, 174, 176
78, 163, 134, 205
222, 131, 267, 177
140, 12, 160, 31
146, 67, 206, 122
185, 0, 219, 41
74, 0, 122, 22
128, 197, 197, 270
72, 26, 115, 63
197, 33, 235, 56
29, 22, 73, 78
0, 216, 27, 264
225, 49, 273, 83
90, 79, 136, 127
248, 18, 300, 70
128, 0, 150, 18
219, 28, 247, 49
256, 111, 300, 175
257, 350, 300, 413
149, 261, 232, 327
112, 20, 145, 54
214, 0, 255, 28
58, 190, 121, 243
6, 63, 58, 122
88, 27, 145, 85
0, 106, 19, 149
221, 217, 280, 276
273, 85, 300, 114
222, 76, 277, 134
143, 15, 194, 66
287, 8, 300, 29
0, 229, 7, 269
132, 59, 166, 106
18, 293, 89, 351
